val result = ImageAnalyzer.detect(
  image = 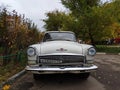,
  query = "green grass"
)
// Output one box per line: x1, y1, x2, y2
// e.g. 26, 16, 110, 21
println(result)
96, 45, 120, 54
